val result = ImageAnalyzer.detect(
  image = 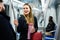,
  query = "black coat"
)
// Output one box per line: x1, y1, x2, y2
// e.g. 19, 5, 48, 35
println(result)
17, 15, 38, 40
0, 12, 16, 40
46, 21, 55, 32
